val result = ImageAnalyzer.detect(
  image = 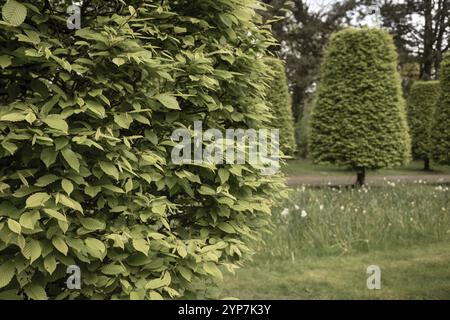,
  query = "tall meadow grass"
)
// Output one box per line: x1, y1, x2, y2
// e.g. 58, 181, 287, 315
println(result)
256, 183, 450, 260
